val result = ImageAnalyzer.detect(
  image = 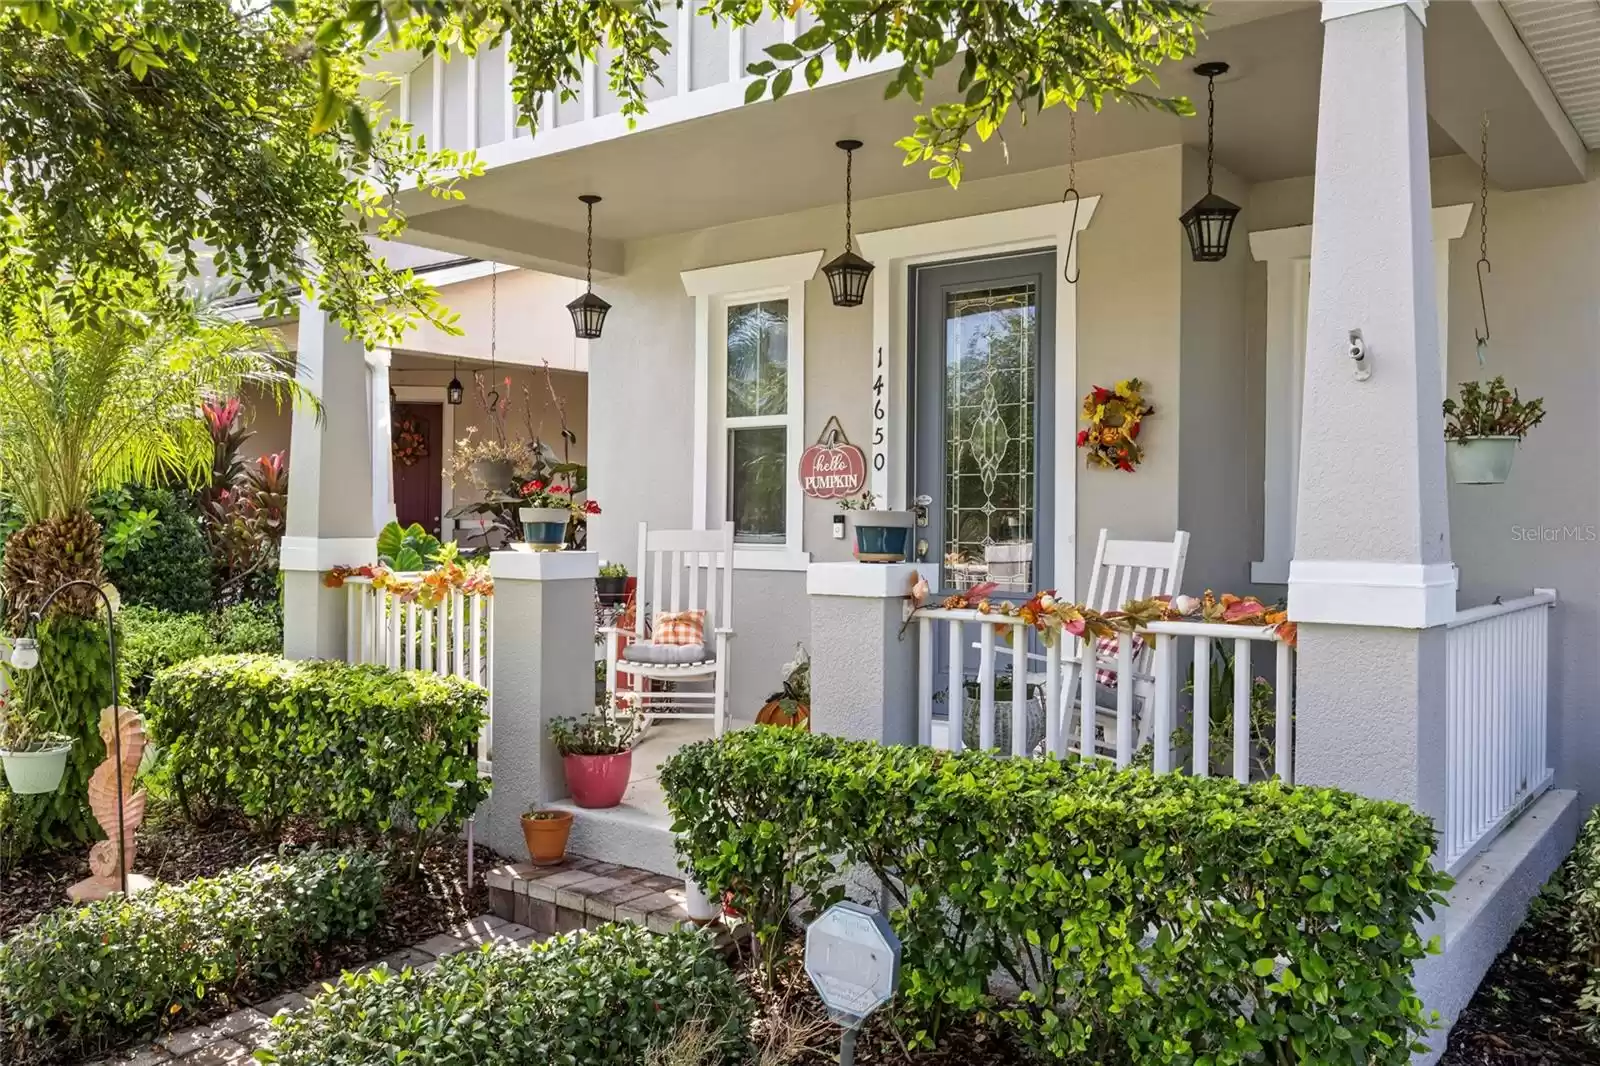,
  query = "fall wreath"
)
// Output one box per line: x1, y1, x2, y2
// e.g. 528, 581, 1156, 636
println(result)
1077, 379, 1153, 473
392, 415, 429, 467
